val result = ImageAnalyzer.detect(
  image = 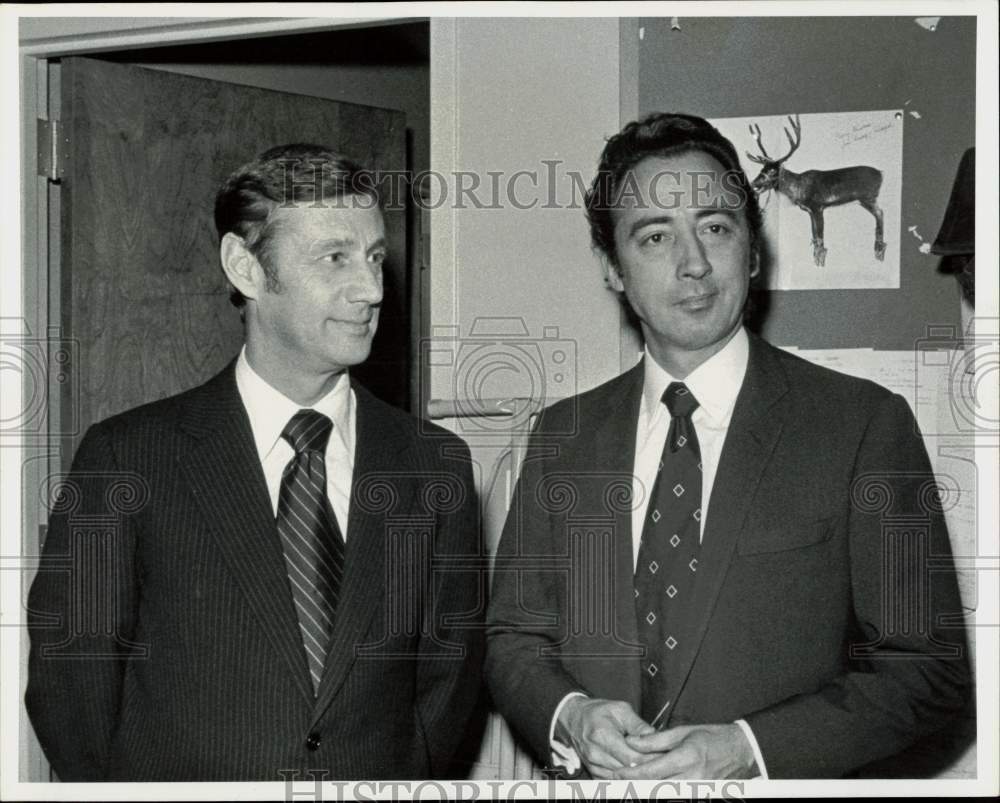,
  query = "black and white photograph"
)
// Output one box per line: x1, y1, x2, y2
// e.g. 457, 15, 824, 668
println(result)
1, 3, 996, 800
